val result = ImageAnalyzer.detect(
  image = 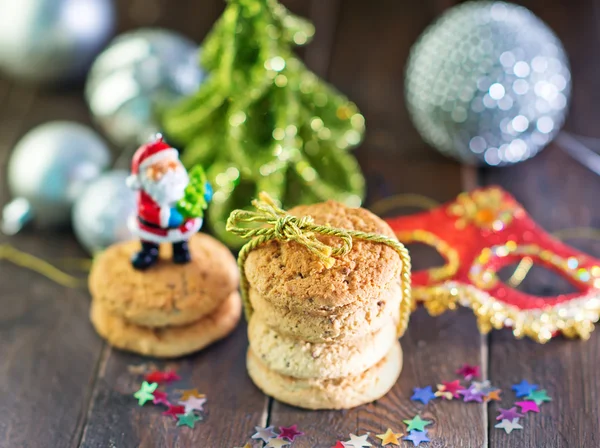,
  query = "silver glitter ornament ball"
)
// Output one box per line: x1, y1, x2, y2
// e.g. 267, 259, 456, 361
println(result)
72, 170, 136, 254
0, 0, 115, 83
86, 28, 205, 149
405, 1, 571, 166
2, 122, 111, 234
